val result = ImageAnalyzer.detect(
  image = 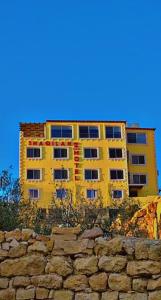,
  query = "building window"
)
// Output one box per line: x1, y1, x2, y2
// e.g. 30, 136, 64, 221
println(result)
131, 155, 145, 165
56, 188, 67, 199
51, 126, 72, 138
27, 148, 41, 158
131, 174, 147, 185
110, 169, 124, 180
54, 169, 69, 180
127, 133, 146, 144
79, 126, 99, 138
109, 148, 123, 158
87, 189, 98, 199
106, 126, 121, 139
27, 169, 41, 180
84, 148, 98, 159
112, 190, 123, 199
84, 169, 99, 180
53, 148, 68, 159
29, 189, 39, 199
